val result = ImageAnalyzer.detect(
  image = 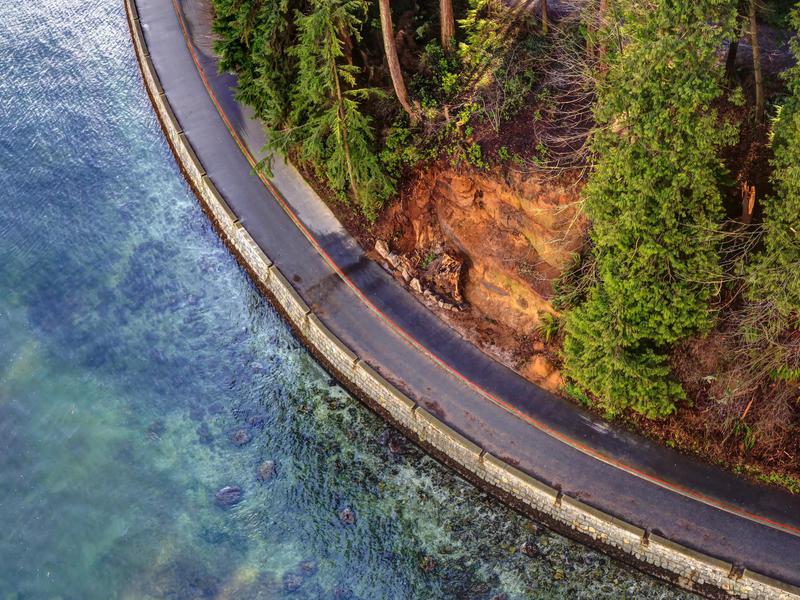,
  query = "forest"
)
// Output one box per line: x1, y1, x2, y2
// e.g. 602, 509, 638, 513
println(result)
210, 0, 800, 490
